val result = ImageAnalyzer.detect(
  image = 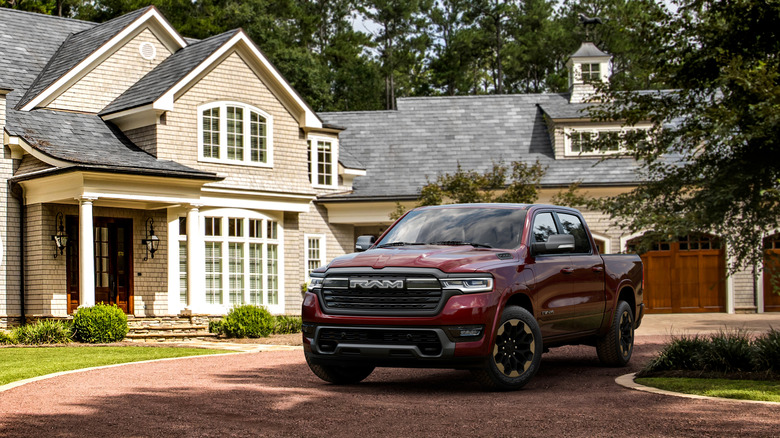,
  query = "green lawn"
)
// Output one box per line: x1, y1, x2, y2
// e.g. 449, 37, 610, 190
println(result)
636, 377, 780, 403
0, 346, 226, 386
